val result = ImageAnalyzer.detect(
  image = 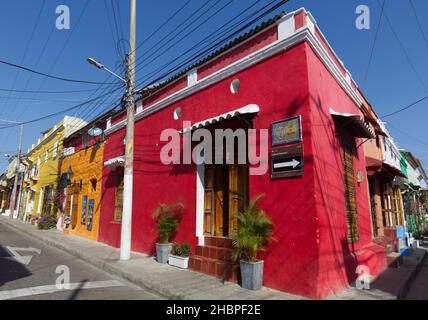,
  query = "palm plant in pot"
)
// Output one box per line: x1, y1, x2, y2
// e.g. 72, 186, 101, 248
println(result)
152, 202, 184, 264
232, 194, 274, 290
